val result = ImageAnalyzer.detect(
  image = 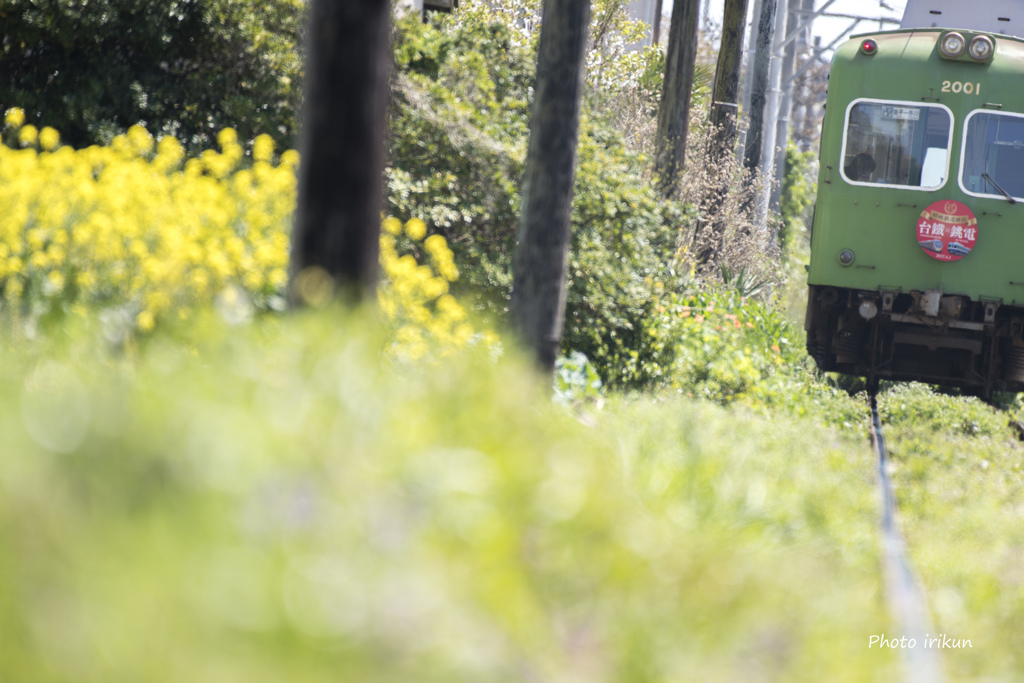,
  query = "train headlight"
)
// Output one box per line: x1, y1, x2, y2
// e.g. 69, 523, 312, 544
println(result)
838, 249, 855, 266
859, 39, 878, 56
968, 35, 994, 61
859, 299, 878, 320
940, 32, 966, 58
